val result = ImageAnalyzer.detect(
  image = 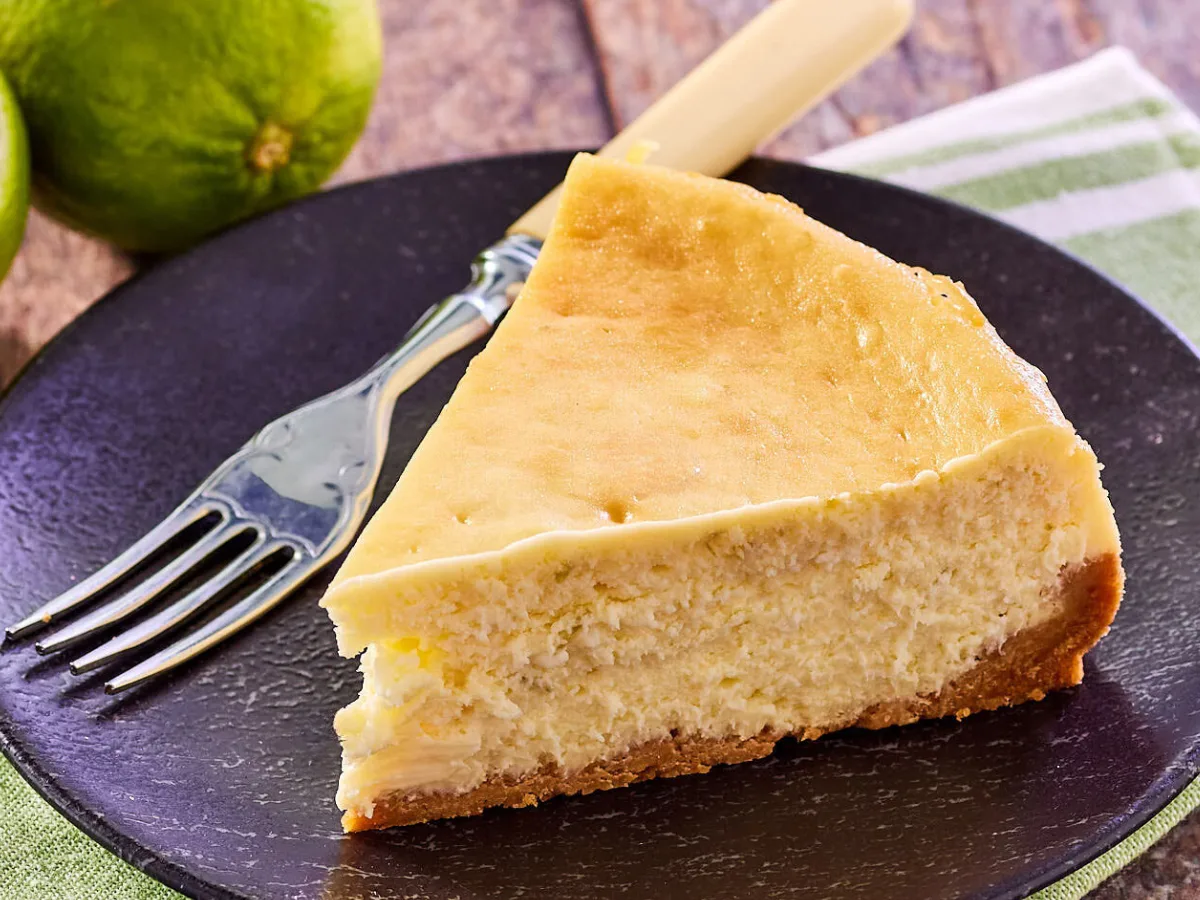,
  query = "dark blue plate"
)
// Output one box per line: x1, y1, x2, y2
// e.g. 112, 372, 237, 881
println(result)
1, 152, 1199, 900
